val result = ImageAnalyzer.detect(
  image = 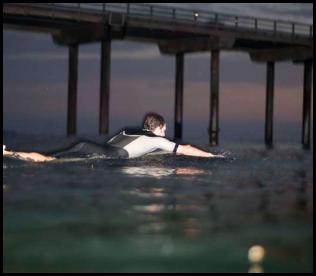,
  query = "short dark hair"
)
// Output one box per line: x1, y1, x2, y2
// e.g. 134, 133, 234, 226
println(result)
143, 112, 165, 131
